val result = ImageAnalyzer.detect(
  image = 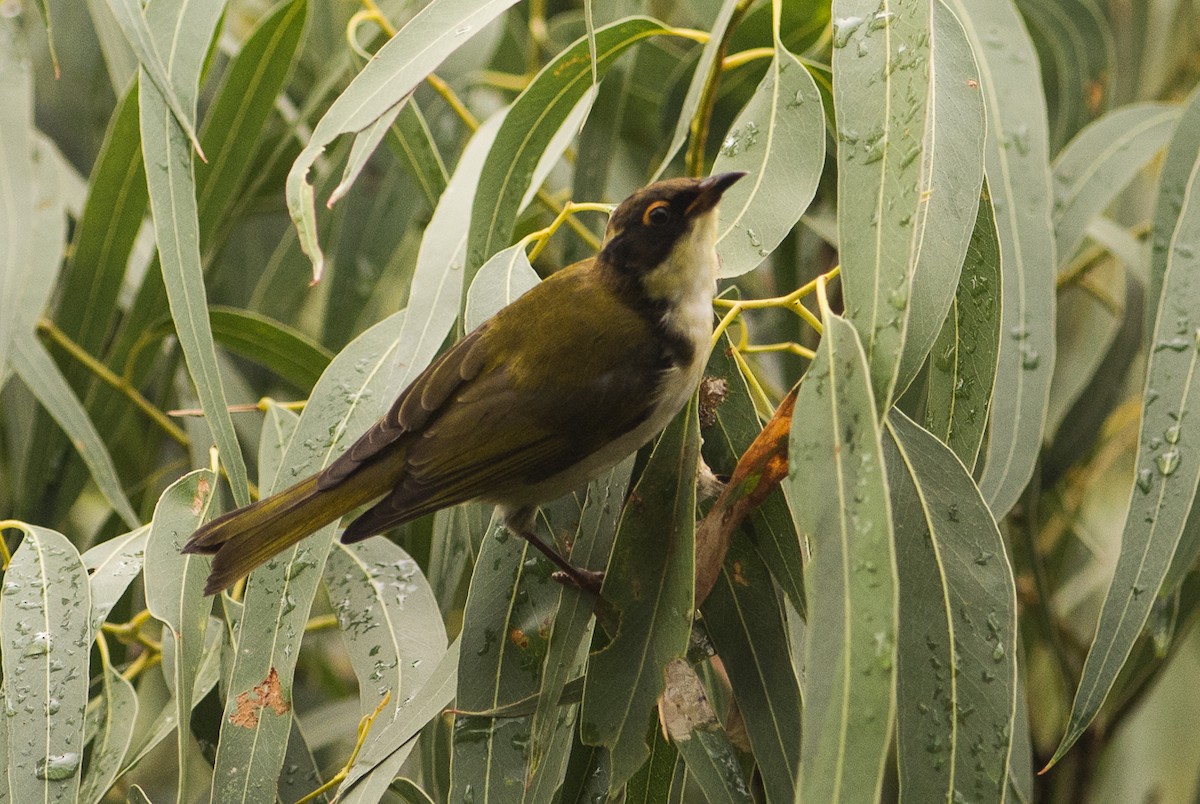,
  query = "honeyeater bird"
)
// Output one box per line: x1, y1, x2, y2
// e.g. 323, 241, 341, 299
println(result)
184, 171, 745, 595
